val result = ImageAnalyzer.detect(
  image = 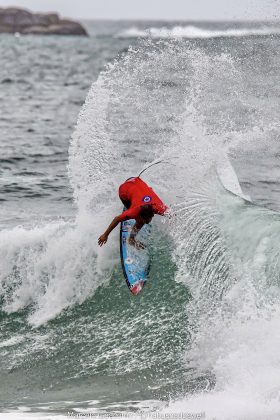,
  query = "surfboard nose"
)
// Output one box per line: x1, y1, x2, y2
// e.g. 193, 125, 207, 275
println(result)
130, 280, 144, 295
